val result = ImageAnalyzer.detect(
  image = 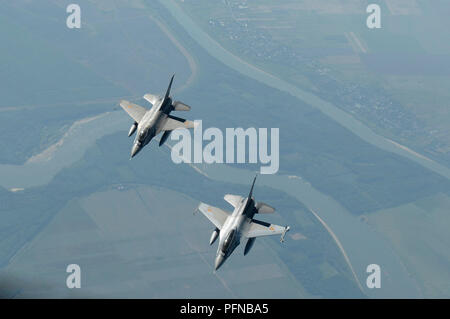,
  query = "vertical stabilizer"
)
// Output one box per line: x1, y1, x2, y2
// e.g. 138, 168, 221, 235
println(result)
164, 74, 175, 100
248, 175, 257, 200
